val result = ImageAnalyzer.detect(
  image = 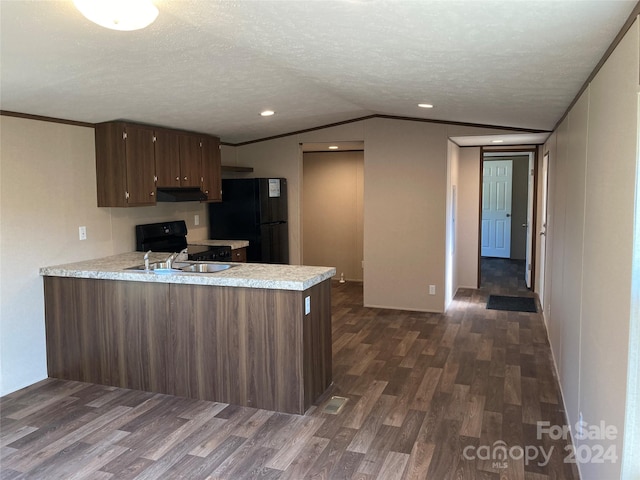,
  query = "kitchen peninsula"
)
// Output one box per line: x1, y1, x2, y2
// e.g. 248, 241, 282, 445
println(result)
40, 253, 335, 414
